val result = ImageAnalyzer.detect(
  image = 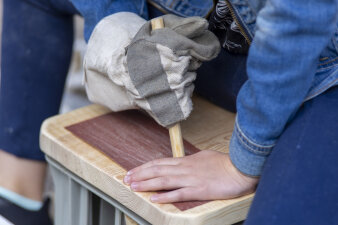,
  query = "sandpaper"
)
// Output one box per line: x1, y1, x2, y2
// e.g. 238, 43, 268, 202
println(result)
66, 110, 209, 211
